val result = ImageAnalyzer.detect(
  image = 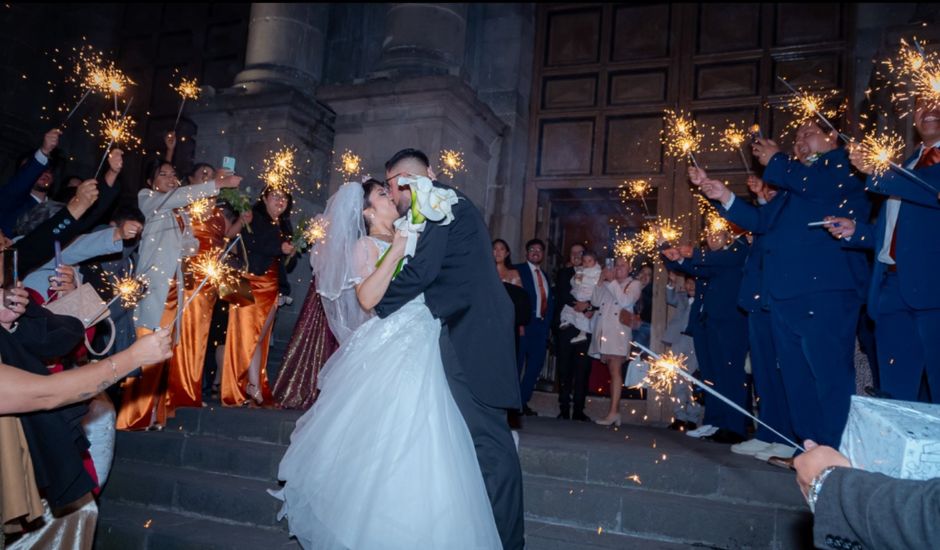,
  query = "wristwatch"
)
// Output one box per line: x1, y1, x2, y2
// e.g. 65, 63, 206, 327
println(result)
807, 466, 837, 513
